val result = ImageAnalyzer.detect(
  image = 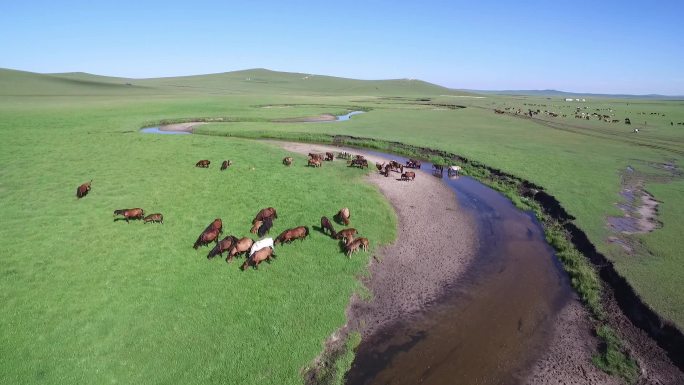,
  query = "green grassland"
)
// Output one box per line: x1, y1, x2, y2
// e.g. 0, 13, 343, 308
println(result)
1, 68, 683, 383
